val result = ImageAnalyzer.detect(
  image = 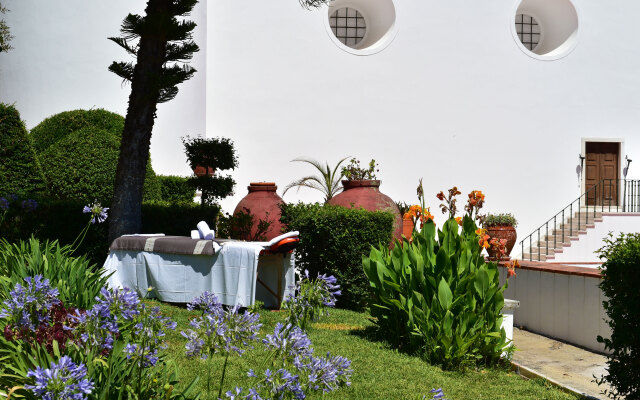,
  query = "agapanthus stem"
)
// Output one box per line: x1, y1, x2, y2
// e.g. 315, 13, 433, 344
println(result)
218, 353, 230, 399
69, 221, 92, 254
